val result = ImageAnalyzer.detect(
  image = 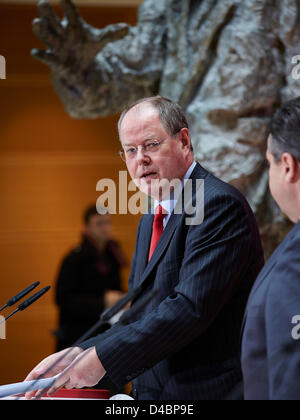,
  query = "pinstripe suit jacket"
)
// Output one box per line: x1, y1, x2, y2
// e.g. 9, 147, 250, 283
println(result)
81, 163, 264, 400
